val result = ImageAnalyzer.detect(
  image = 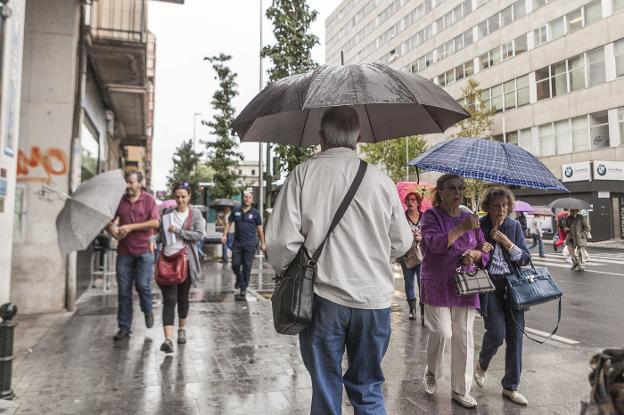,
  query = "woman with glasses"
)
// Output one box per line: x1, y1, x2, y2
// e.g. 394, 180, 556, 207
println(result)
400, 192, 424, 322
154, 181, 205, 353
419, 174, 490, 409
